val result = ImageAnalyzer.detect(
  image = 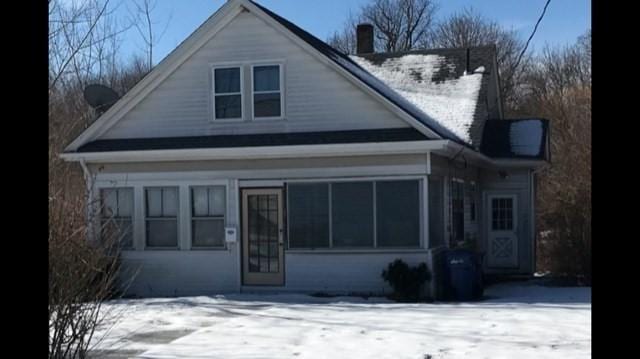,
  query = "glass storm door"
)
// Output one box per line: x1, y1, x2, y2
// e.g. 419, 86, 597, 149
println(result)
242, 188, 284, 286
487, 194, 519, 268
